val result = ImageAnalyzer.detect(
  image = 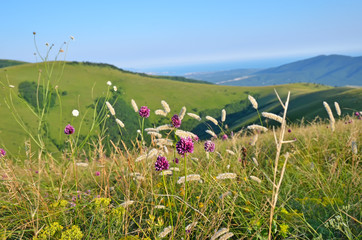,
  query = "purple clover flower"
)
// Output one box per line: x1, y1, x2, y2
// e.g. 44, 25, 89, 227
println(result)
0, 148, 5, 157
355, 112, 360, 116
139, 106, 150, 118
176, 137, 194, 157
64, 124, 75, 135
288, 129, 292, 133
171, 114, 181, 128
173, 158, 179, 164
95, 171, 100, 176
222, 134, 228, 140
204, 140, 215, 152
155, 155, 169, 171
